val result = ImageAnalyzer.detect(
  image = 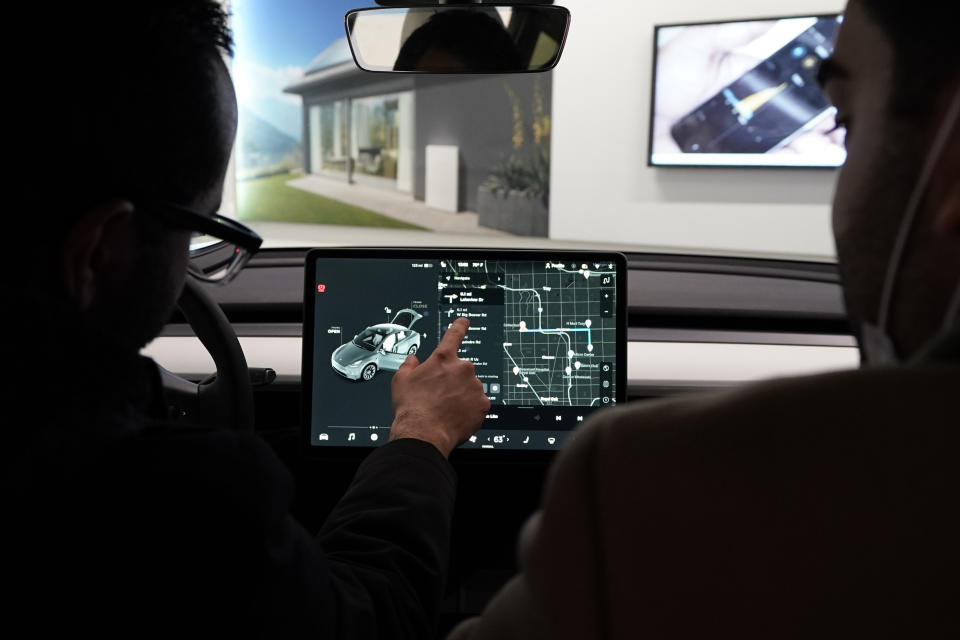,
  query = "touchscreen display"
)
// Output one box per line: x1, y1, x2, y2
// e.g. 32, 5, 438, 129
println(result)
303, 250, 626, 451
